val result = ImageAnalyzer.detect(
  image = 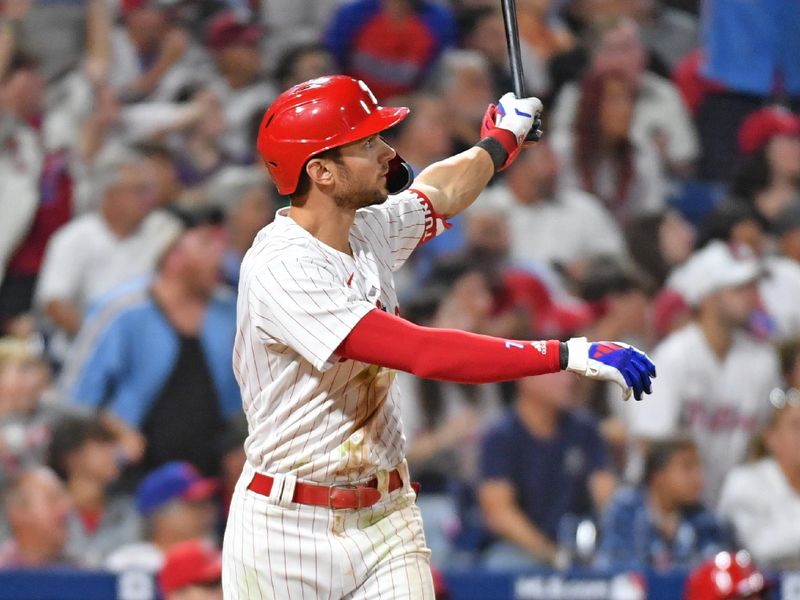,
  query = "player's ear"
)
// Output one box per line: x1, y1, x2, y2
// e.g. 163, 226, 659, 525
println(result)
306, 158, 335, 189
